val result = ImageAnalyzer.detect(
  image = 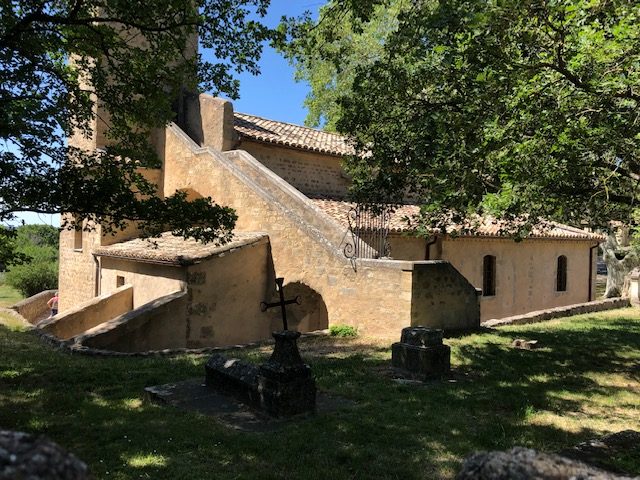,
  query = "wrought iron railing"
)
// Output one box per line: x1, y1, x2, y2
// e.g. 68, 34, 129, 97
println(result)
344, 203, 391, 259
